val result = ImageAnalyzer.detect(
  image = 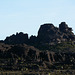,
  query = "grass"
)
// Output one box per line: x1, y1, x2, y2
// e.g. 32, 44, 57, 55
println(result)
0, 70, 75, 75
